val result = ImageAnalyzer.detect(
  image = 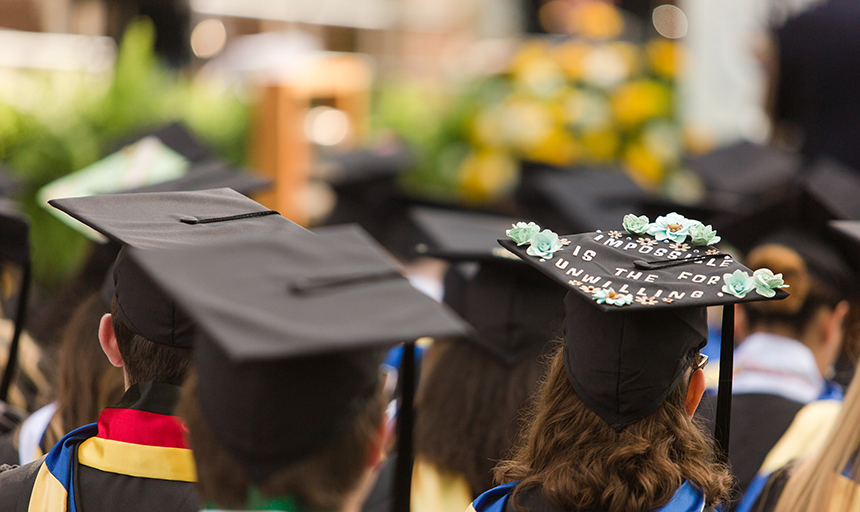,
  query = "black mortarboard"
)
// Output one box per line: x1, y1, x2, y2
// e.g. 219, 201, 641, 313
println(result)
123, 159, 271, 196
410, 206, 566, 364
685, 140, 802, 212
127, 224, 471, 481
319, 142, 422, 261
716, 184, 859, 299
49, 188, 308, 347
802, 157, 860, 220
498, 213, 787, 449
517, 166, 652, 234
0, 199, 31, 402
108, 122, 210, 162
